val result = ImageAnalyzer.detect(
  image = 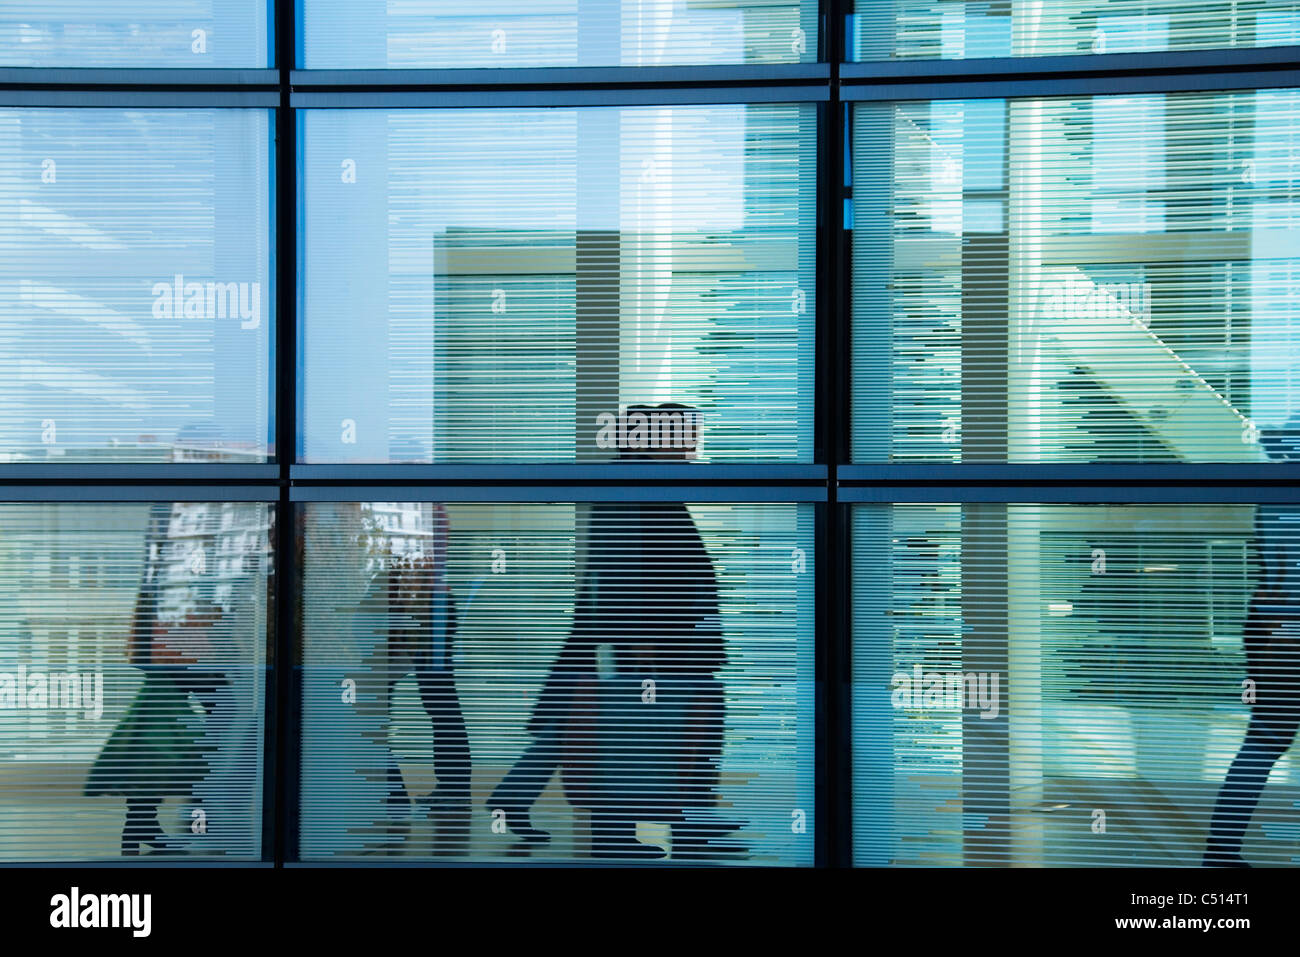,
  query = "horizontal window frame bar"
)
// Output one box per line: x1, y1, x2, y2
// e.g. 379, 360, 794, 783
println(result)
842, 44, 1300, 83
838, 464, 1300, 484
842, 67, 1300, 101
290, 464, 827, 482
0, 89, 280, 107
3, 861, 275, 869
0, 68, 280, 88
290, 64, 831, 89
0, 485, 280, 502
0, 465, 281, 481
291, 86, 830, 108
291, 485, 828, 502
839, 485, 1300, 504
